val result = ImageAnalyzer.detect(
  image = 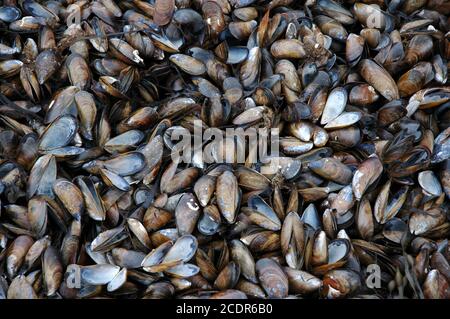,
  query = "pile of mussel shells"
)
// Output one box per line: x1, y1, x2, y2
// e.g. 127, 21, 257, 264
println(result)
0, 0, 449, 299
